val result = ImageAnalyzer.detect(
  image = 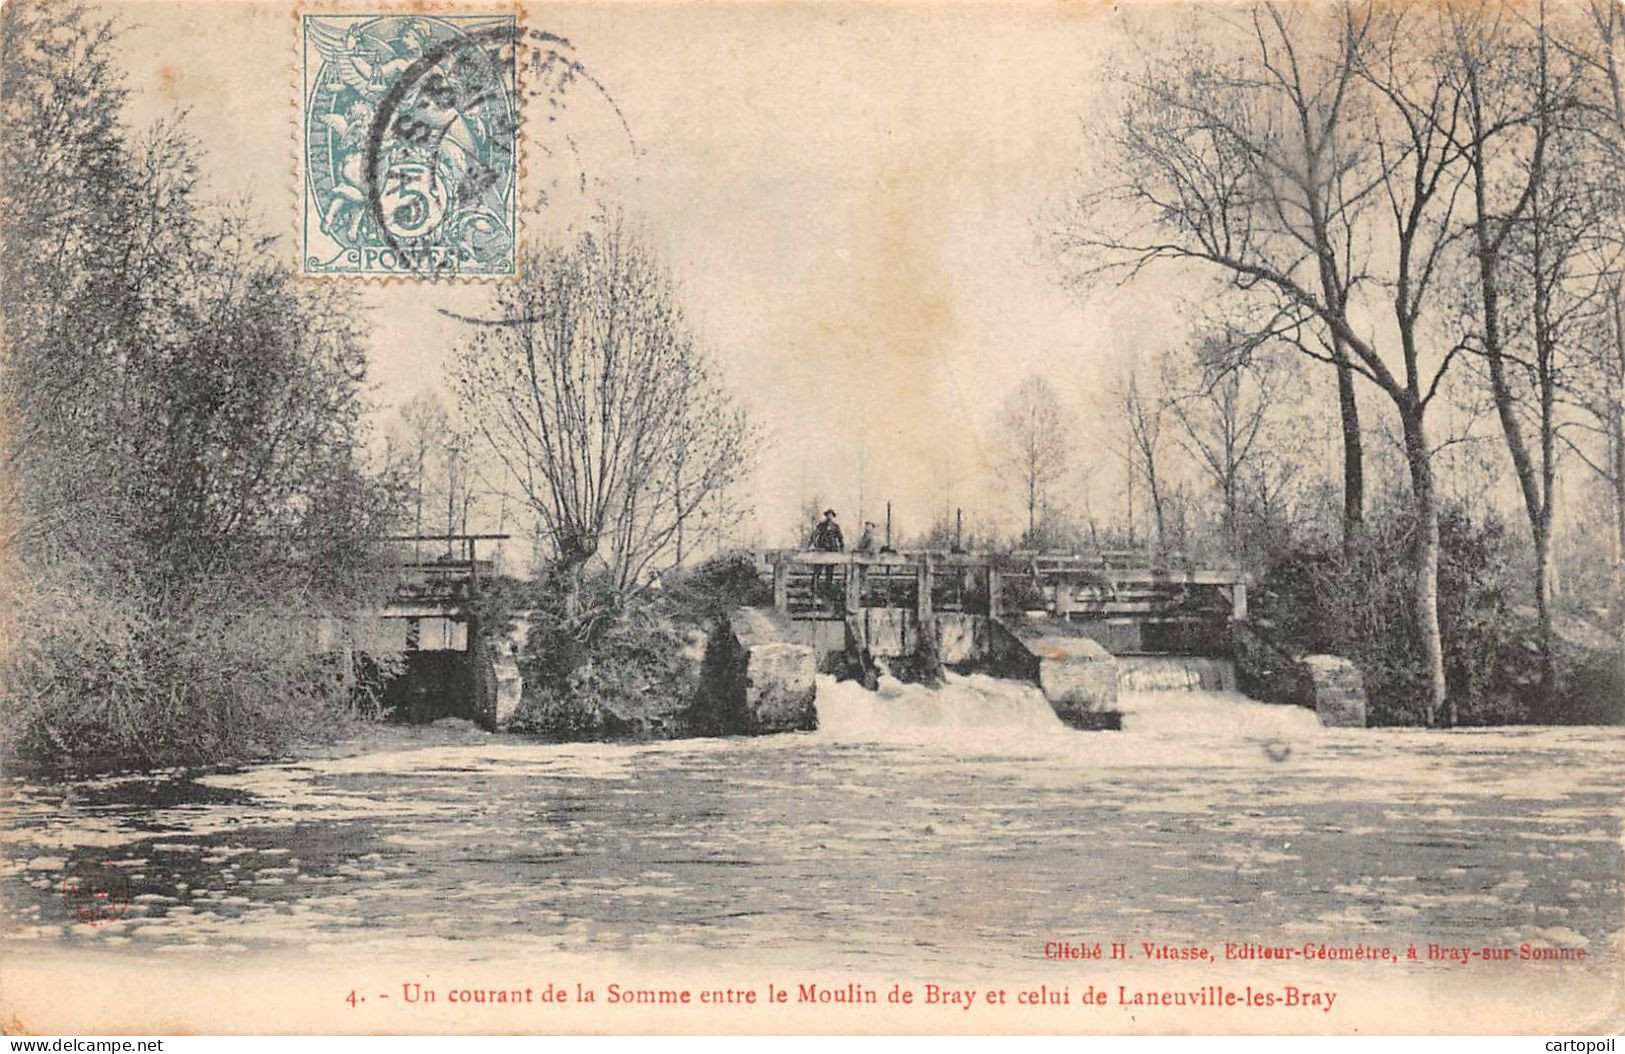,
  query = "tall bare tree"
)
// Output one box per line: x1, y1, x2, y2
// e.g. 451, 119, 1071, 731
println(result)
448, 215, 754, 604
1111, 365, 1176, 557
1164, 331, 1298, 553
1439, 0, 1603, 699
389, 393, 448, 559
1563, 0, 1625, 636
1055, 1, 1477, 723
999, 375, 1071, 545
